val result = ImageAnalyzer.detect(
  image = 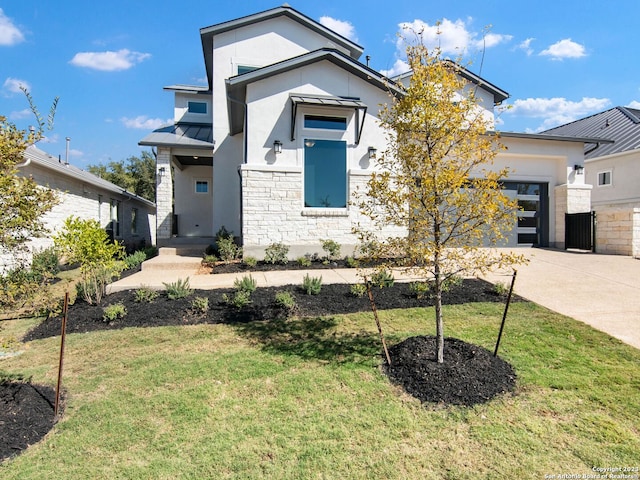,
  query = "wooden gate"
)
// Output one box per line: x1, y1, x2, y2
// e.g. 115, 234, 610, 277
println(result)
565, 212, 595, 251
